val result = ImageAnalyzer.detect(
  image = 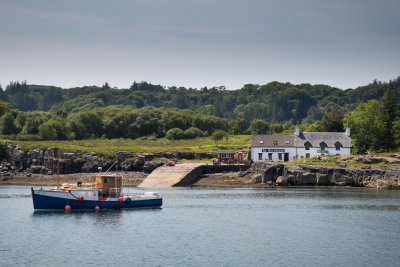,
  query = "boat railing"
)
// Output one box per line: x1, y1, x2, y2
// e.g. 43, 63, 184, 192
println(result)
61, 182, 96, 191
109, 188, 121, 198
80, 183, 96, 189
